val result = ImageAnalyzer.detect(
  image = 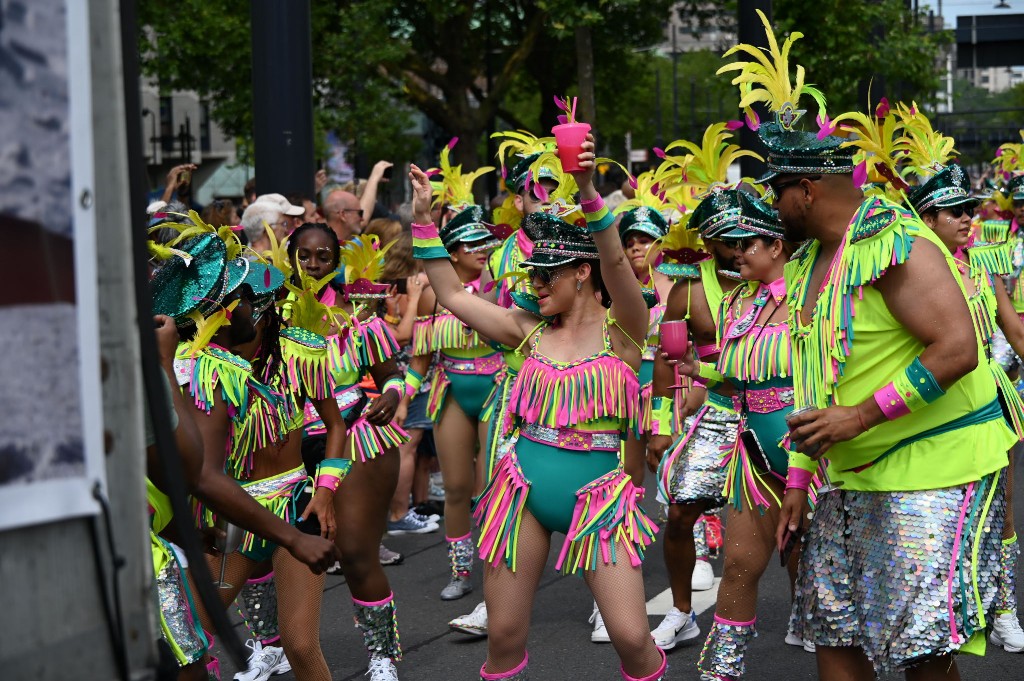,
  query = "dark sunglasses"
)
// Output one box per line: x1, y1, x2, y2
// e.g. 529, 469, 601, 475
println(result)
527, 266, 568, 285
767, 175, 823, 203
948, 204, 975, 219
